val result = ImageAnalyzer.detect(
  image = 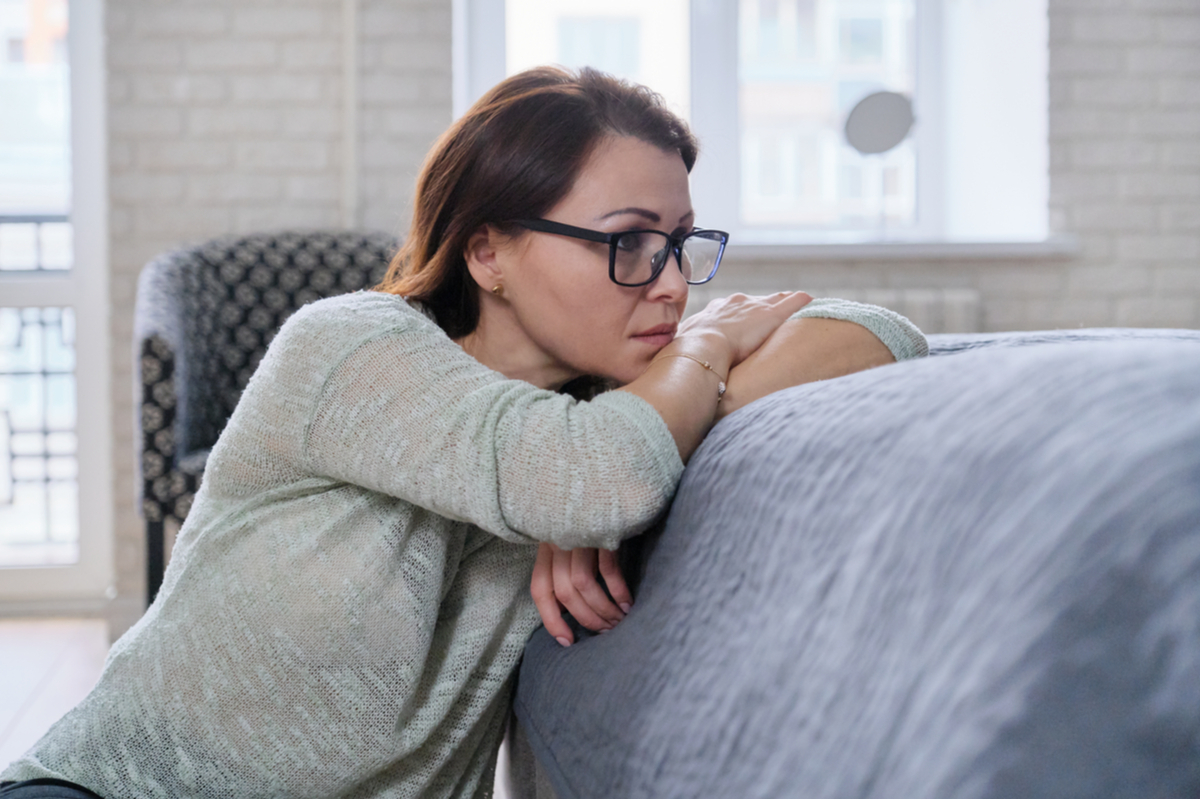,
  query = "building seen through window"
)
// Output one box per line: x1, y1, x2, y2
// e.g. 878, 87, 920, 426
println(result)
506, 0, 691, 123
0, 0, 69, 215
0, 0, 77, 567
740, 0, 915, 231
